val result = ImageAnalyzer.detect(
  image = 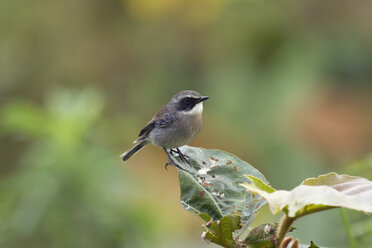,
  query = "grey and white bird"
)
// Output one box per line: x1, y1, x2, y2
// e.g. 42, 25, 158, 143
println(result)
120, 90, 209, 170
